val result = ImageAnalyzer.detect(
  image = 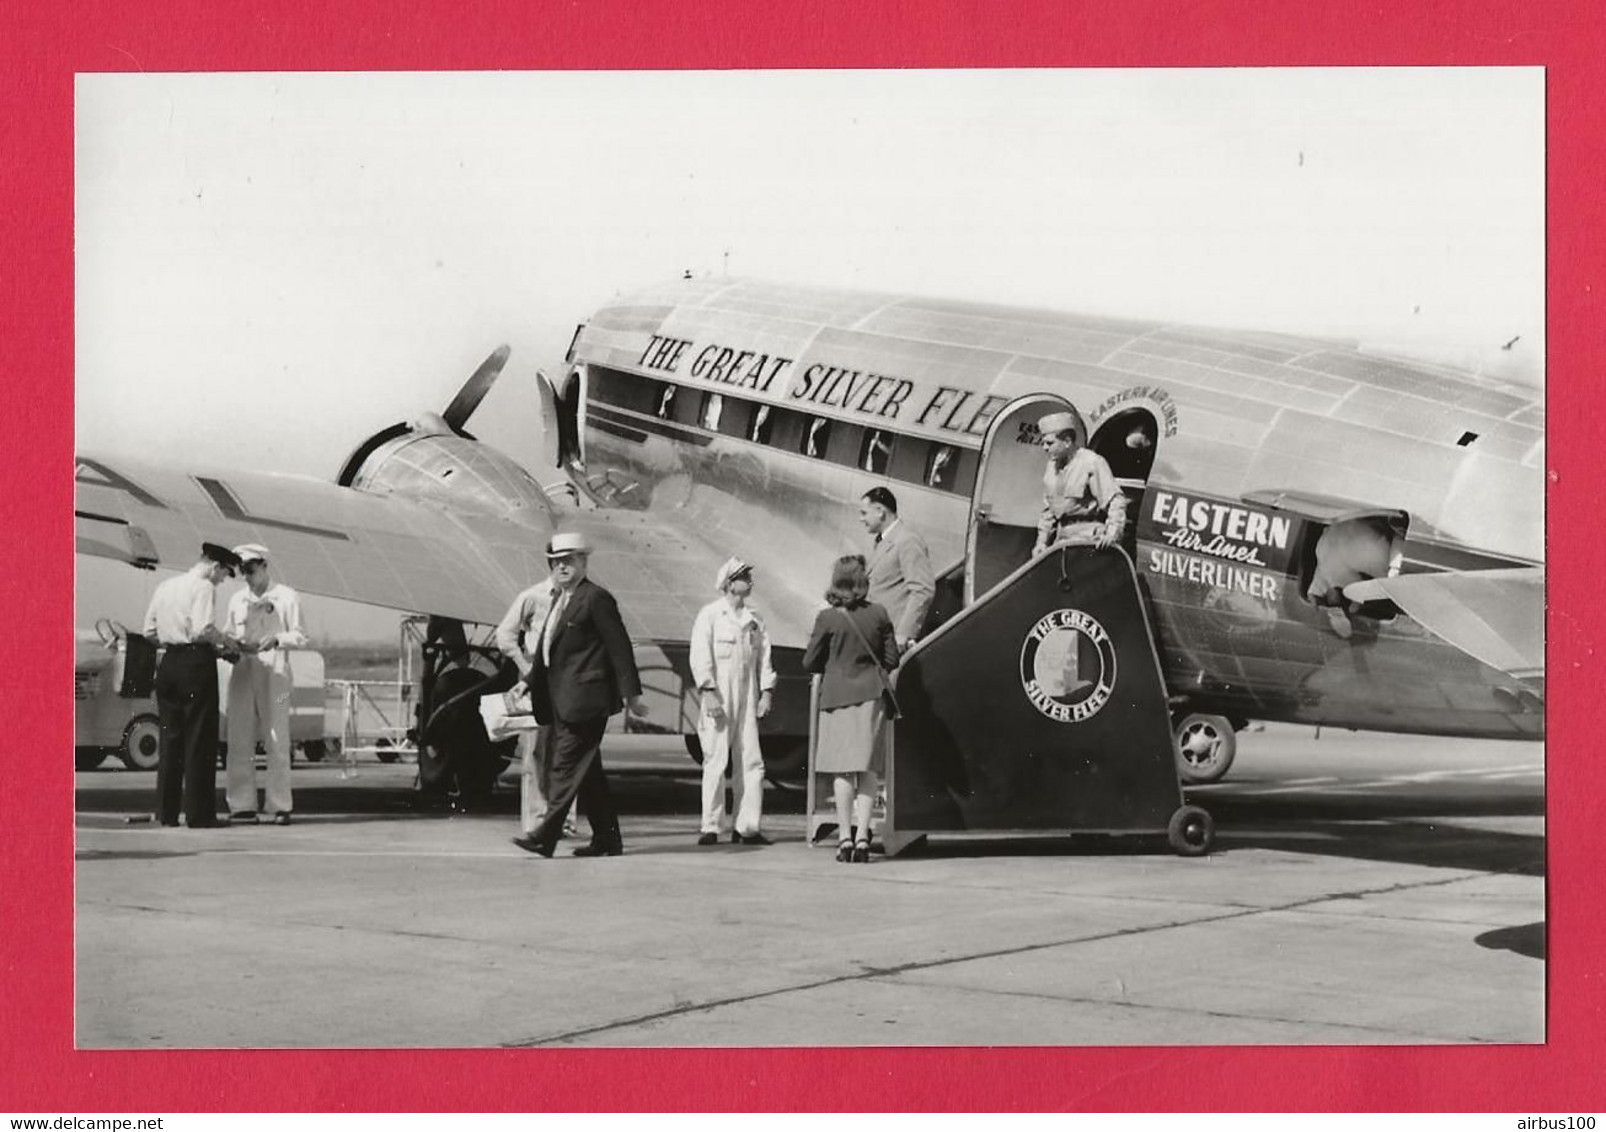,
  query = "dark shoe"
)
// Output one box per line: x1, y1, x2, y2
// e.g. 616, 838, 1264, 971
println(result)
730, 831, 742, 844
270, 812, 292, 826
739, 832, 771, 846
229, 811, 259, 825
836, 839, 854, 863
571, 842, 623, 858
697, 832, 720, 846
852, 838, 870, 863
511, 835, 554, 857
